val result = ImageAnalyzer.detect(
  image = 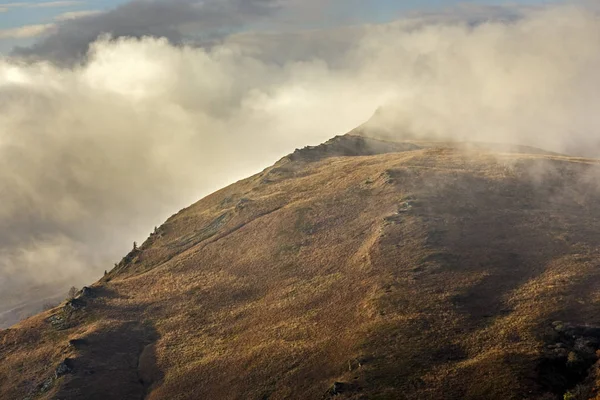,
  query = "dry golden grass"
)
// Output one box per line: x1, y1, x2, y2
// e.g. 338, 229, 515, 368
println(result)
2, 135, 600, 399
